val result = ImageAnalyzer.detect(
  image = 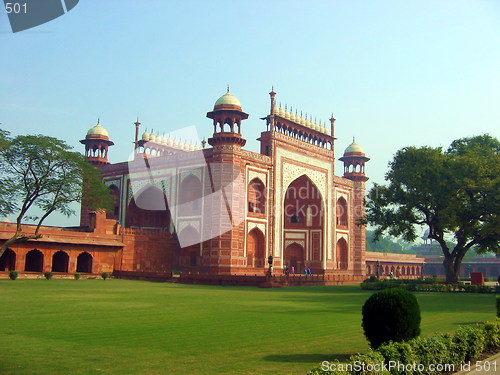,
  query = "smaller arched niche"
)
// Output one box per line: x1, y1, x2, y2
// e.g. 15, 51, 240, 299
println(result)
52, 251, 69, 273
178, 174, 203, 217
107, 184, 121, 221
336, 238, 348, 270
246, 228, 265, 268
336, 197, 348, 227
247, 178, 266, 215
77, 252, 93, 273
